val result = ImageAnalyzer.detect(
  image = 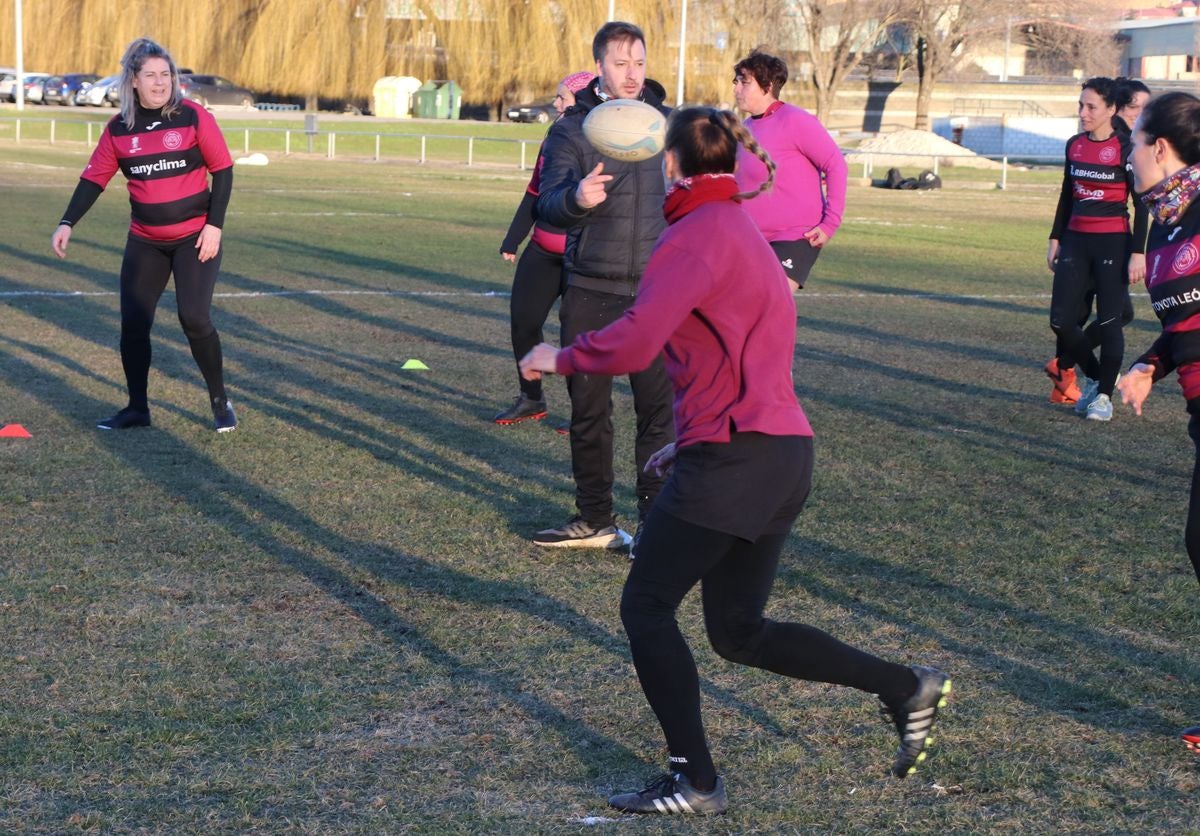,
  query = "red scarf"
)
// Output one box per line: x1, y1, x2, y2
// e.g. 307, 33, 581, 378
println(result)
663, 173, 740, 224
